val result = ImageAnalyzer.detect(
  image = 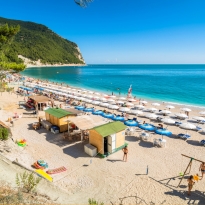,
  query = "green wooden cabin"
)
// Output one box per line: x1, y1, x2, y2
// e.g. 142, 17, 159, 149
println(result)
45, 108, 76, 132
89, 121, 127, 157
